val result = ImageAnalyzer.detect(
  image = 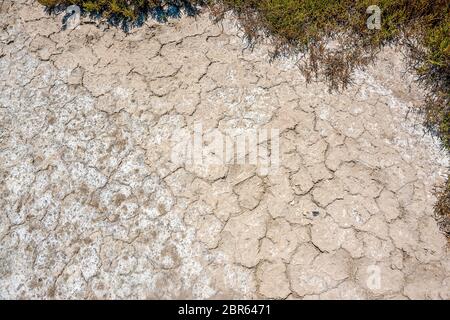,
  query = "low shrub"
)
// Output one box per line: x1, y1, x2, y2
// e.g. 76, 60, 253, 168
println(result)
38, 0, 206, 24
